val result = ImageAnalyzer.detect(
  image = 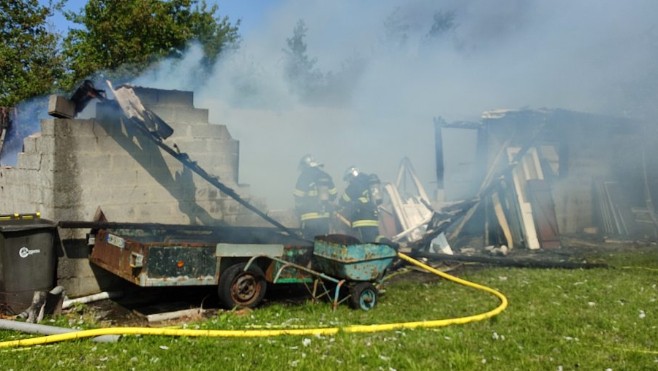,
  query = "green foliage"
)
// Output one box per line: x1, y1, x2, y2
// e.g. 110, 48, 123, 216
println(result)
427, 10, 456, 39
282, 19, 323, 99
383, 7, 411, 48
60, 0, 240, 90
282, 19, 366, 106
0, 0, 65, 106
